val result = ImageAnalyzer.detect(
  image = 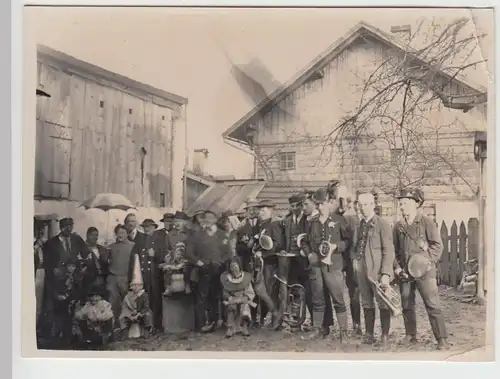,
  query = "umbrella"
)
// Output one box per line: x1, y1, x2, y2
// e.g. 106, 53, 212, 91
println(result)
79, 193, 136, 245
79, 193, 136, 212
